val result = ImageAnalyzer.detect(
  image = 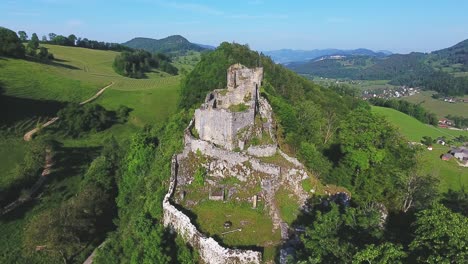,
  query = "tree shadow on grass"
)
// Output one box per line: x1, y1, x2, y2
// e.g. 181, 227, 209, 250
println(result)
0, 95, 65, 126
